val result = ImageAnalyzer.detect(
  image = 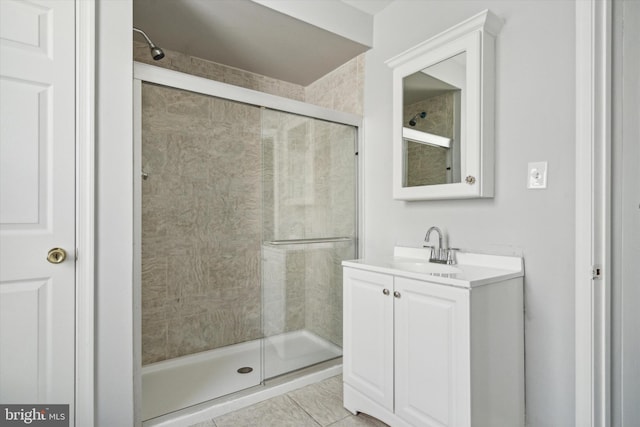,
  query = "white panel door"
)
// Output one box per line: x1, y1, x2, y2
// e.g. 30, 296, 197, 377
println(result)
343, 268, 394, 411
394, 277, 470, 427
0, 0, 76, 417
